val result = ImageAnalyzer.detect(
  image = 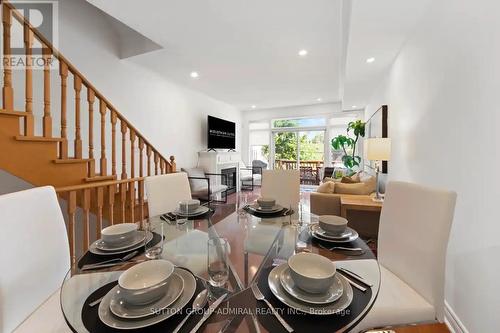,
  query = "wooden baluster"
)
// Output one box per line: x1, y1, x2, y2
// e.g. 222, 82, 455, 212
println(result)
99, 100, 107, 175
128, 181, 135, 223
67, 191, 77, 265
120, 182, 127, 223
87, 89, 95, 177
42, 46, 52, 137
108, 184, 115, 225
160, 158, 165, 174
121, 120, 128, 179
130, 130, 136, 178
154, 152, 159, 175
170, 156, 176, 172
111, 111, 117, 177
2, 4, 13, 111
147, 146, 152, 177
23, 24, 34, 135
138, 179, 145, 227
59, 62, 68, 158
74, 76, 83, 158
96, 187, 104, 239
82, 188, 90, 251
138, 138, 144, 177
